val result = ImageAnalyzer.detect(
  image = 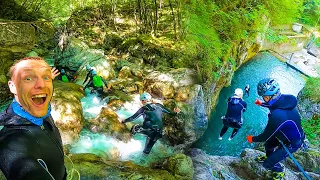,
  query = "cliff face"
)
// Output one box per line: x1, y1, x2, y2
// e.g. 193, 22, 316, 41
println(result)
189, 148, 320, 180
